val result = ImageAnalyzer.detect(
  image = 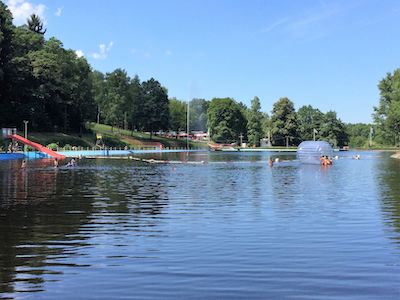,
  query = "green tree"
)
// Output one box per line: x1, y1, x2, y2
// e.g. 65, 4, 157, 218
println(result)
91, 70, 106, 123
28, 38, 69, 129
27, 38, 94, 131
297, 105, 324, 141
3, 27, 40, 127
68, 54, 94, 133
104, 69, 130, 130
27, 14, 46, 34
387, 101, 400, 146
319, 111, 348, 147
261, 112, 271, 139
141, 78, 169, 138
270, 97, 299, 146
128, 74, 143, 131
345, 123, 371, 147
0, 1, 13, 81
247, 96, 263, 146
373, 69, 400, 145
207, 98, 247, 143
169, 98, 187, 132
0, 2, 15, 127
